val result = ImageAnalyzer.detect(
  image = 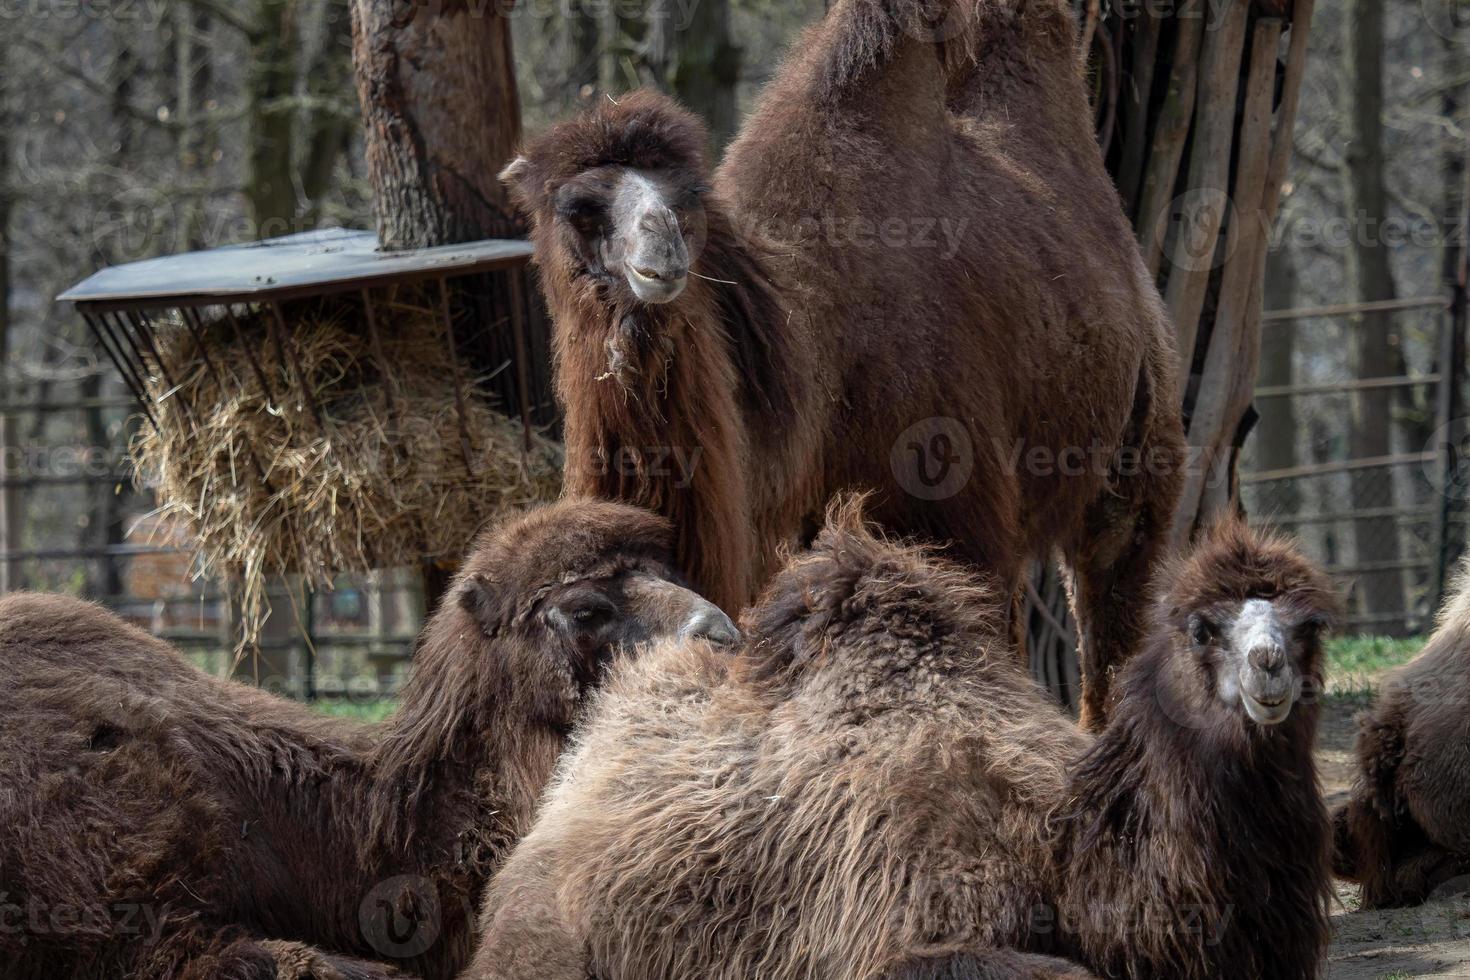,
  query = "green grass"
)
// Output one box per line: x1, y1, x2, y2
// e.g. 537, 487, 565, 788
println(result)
310, 699, 399, 723
1325, 635, 1423, 698
293, 638, 1421, 719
